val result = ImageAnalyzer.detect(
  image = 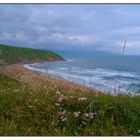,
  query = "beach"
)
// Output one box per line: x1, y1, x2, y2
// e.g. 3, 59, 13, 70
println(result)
0, 63, 101, 96
22, 55, 140, 94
